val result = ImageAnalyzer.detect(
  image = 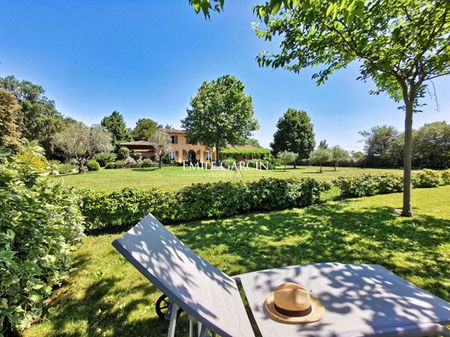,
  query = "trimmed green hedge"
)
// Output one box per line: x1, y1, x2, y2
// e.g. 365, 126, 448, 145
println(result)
220, 148, 270, 160
334, 169, 450, 198
80, 178, 331, 230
